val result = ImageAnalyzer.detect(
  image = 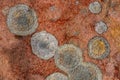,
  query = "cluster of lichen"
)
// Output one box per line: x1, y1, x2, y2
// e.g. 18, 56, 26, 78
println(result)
5, 3, 112, 80
6, 4, 59, 60
53, 1, 111, 78
54, 44, 103, 80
